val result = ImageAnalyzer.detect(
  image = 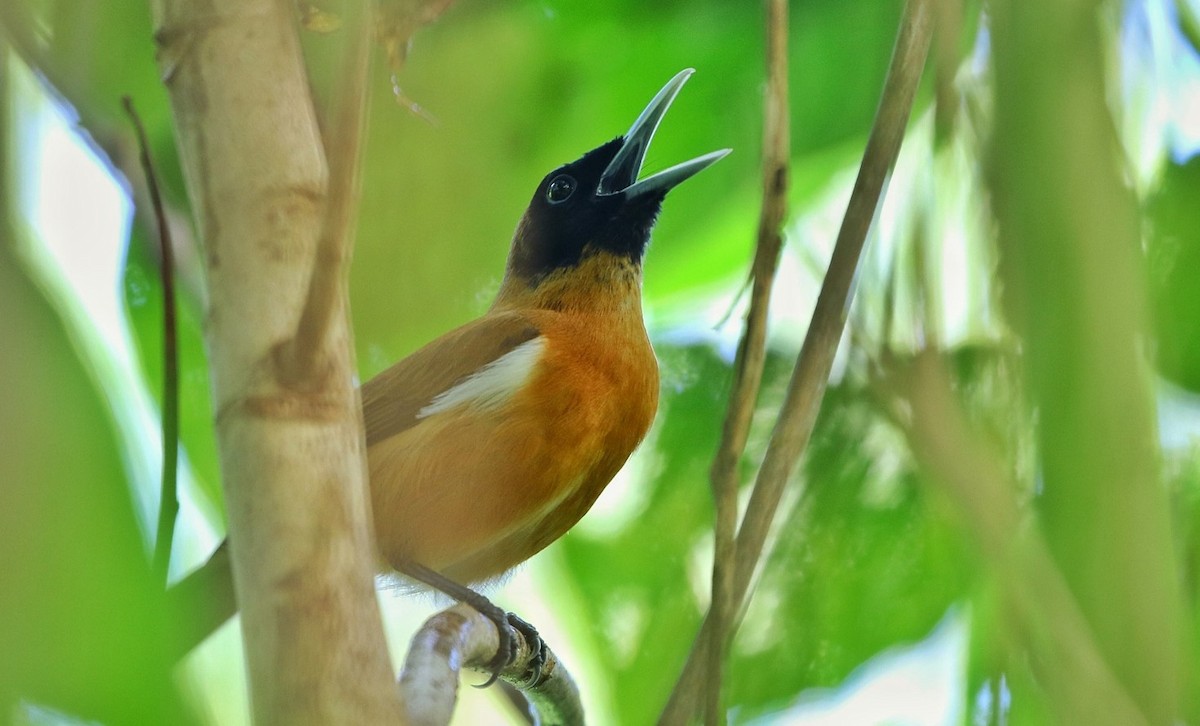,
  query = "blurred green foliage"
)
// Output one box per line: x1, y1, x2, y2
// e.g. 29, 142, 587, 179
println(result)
5, 0, 1200, 724
0, 241, 188, 722
728, 378, 973, 716
1147, 156, 1200, 394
